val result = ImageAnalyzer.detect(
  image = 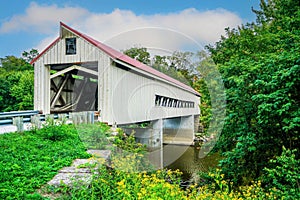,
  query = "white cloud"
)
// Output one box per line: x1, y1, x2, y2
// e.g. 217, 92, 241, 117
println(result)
79, 8, 242, 52
0, 2, 88, 34
0, 3, 242, 53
